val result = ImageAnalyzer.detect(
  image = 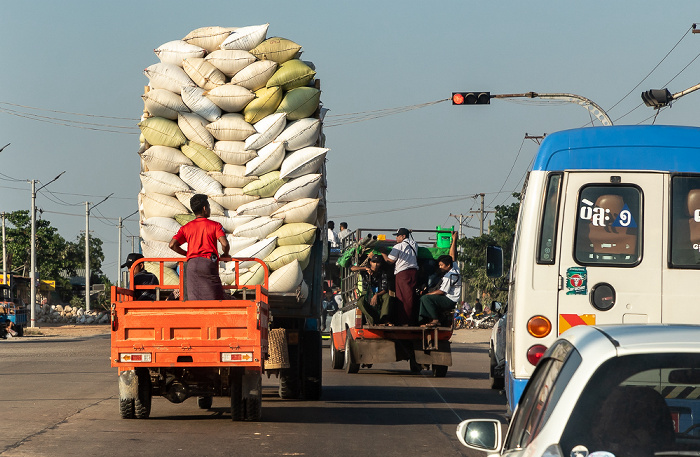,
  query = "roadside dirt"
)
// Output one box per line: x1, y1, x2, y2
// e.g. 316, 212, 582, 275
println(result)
23, 324, 110, 338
